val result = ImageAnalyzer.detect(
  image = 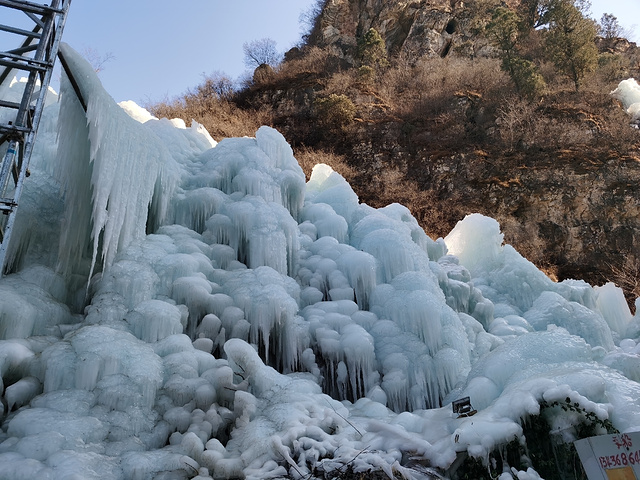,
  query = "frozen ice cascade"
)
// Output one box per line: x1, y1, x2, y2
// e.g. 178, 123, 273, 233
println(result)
611, 78, 640, 124
0, 46, 639, 479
